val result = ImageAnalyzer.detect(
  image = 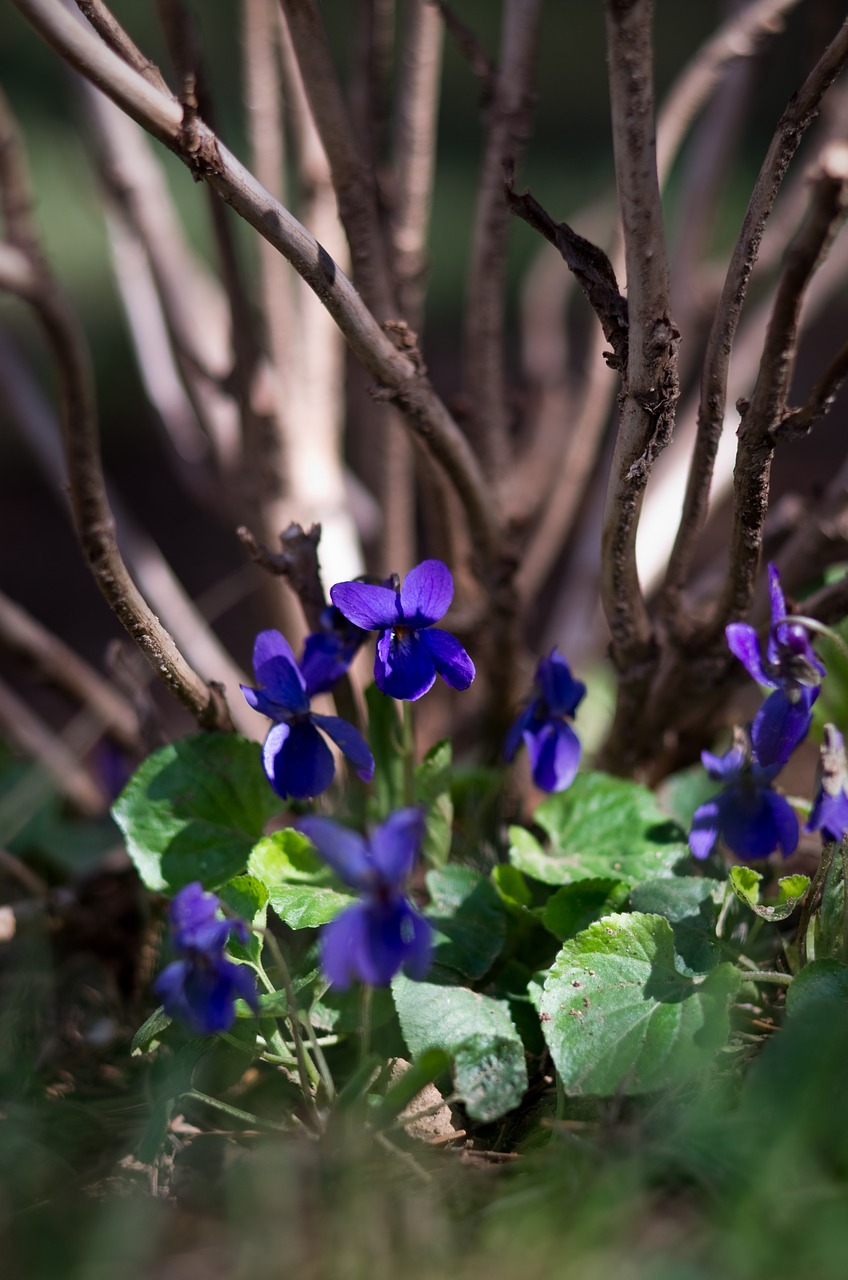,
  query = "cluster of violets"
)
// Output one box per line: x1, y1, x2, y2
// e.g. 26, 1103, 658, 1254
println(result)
690, 565, 848, 862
